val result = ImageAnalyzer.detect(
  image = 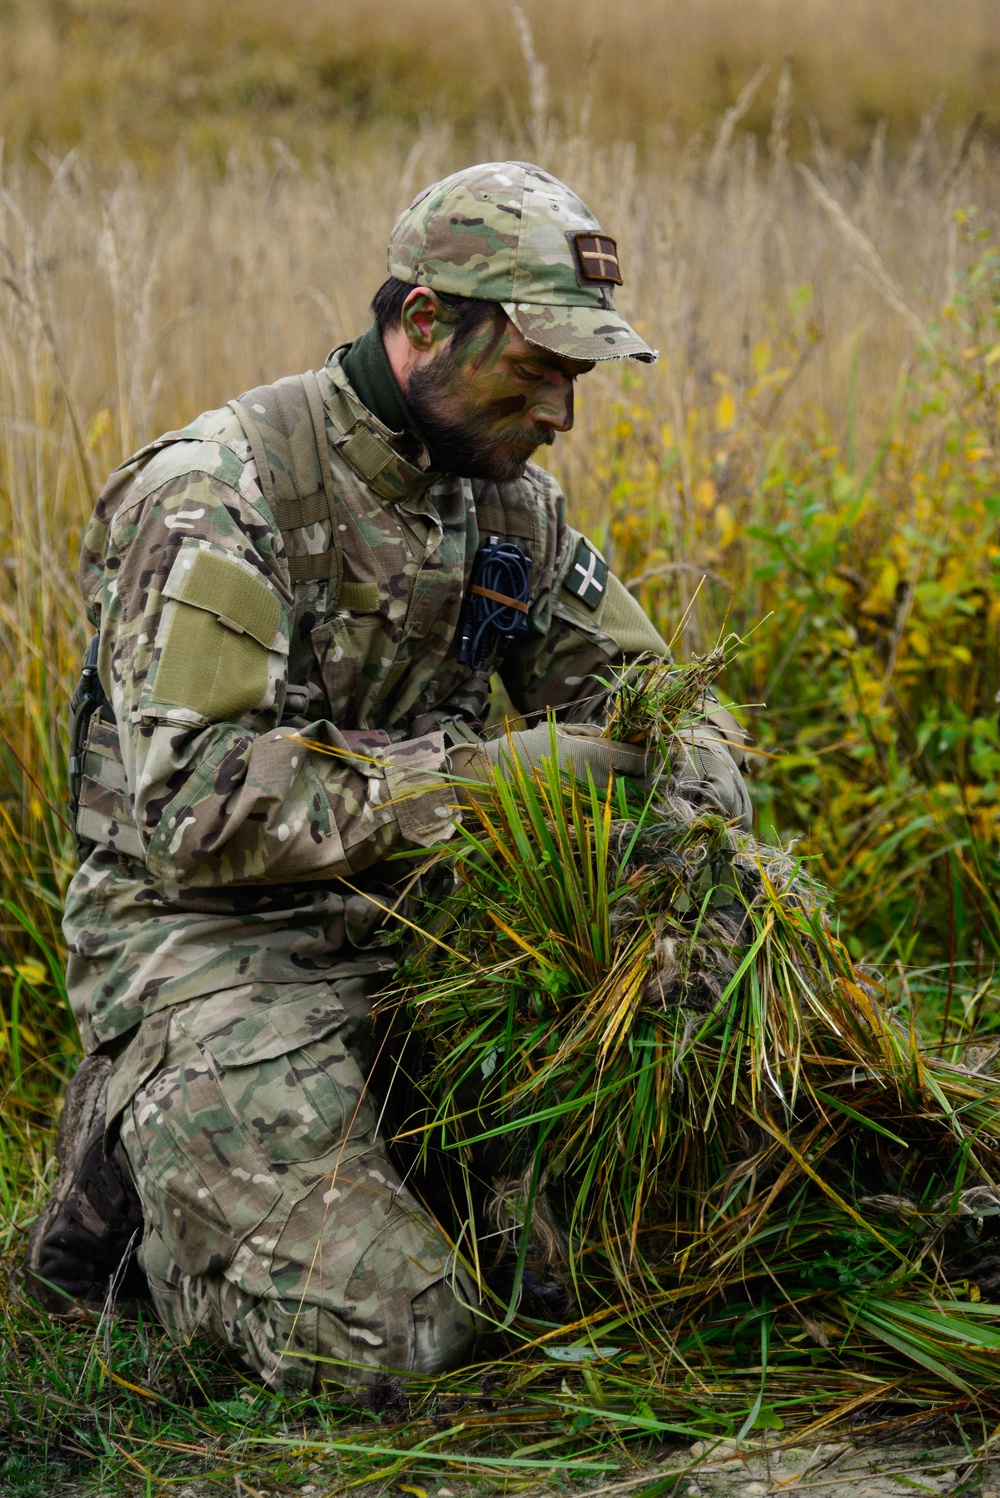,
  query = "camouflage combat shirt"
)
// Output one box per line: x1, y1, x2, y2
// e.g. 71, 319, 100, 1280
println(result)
64, 344, 666, 1056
